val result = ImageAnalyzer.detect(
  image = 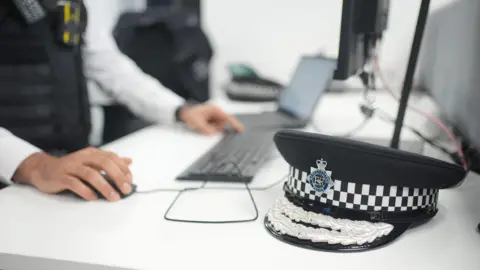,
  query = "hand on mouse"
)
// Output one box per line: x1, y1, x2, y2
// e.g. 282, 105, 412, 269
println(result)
178, 104, 244, 135
12, 147, 133, 202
